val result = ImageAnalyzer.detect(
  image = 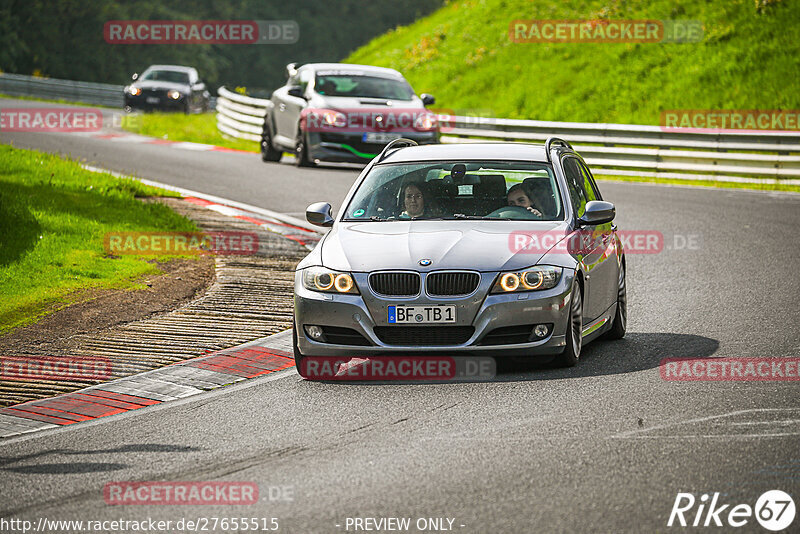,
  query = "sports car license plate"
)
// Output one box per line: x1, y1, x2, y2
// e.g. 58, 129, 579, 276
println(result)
363, 132, 401, 143
146, 97, 160, 104
388, 305, 456, 324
